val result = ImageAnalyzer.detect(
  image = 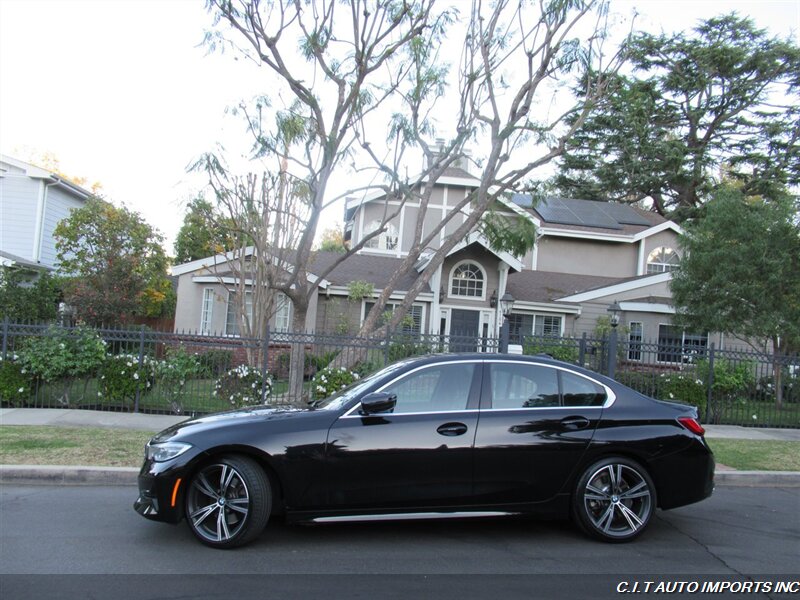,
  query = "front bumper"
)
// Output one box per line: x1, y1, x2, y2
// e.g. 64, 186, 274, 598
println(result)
133, 453, 199, 524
